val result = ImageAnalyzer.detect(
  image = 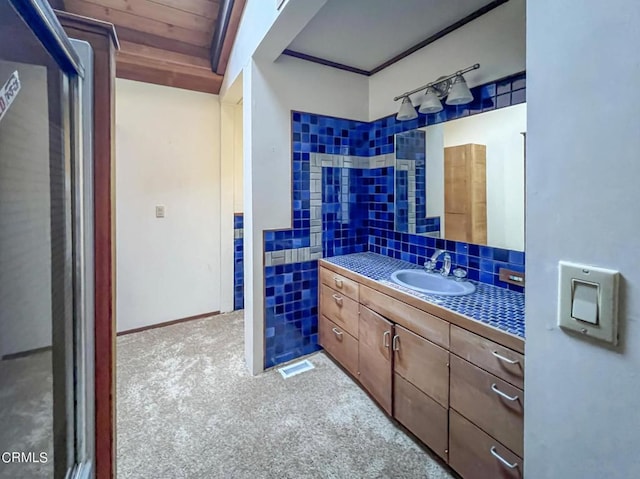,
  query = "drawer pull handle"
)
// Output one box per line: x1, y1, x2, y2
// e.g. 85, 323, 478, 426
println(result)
383, 330, 391, 348
490, 446, 518, 469
392, 335, 400, 351
334, 277, 343, 288
492, 350, 520, 365
332, 294, 343, 305
491, 383, 519, 402
332, 327, 343, 339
